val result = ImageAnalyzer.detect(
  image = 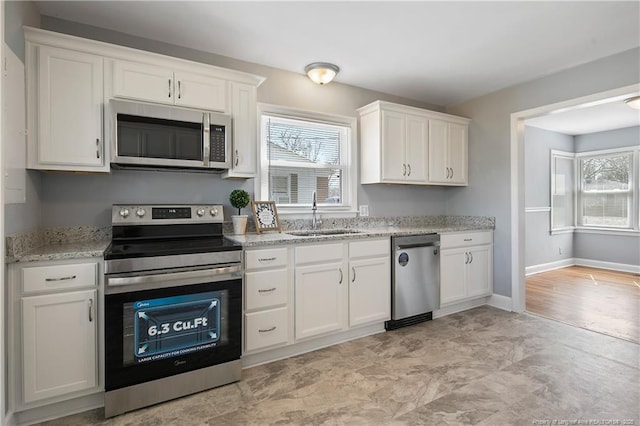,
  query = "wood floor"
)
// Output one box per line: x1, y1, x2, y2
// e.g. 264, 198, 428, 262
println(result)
526, 266, 640, 343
